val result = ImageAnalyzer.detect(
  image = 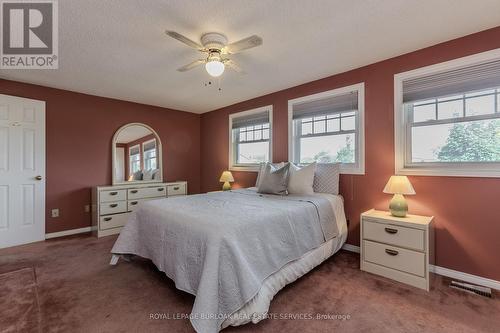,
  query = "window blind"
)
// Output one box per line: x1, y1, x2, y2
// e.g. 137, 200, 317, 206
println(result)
403, 59, 500, 103
129, 146, 140, 155
143, 140, 156, 152
232, 110, 269, 129
292, 91, 358, 120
